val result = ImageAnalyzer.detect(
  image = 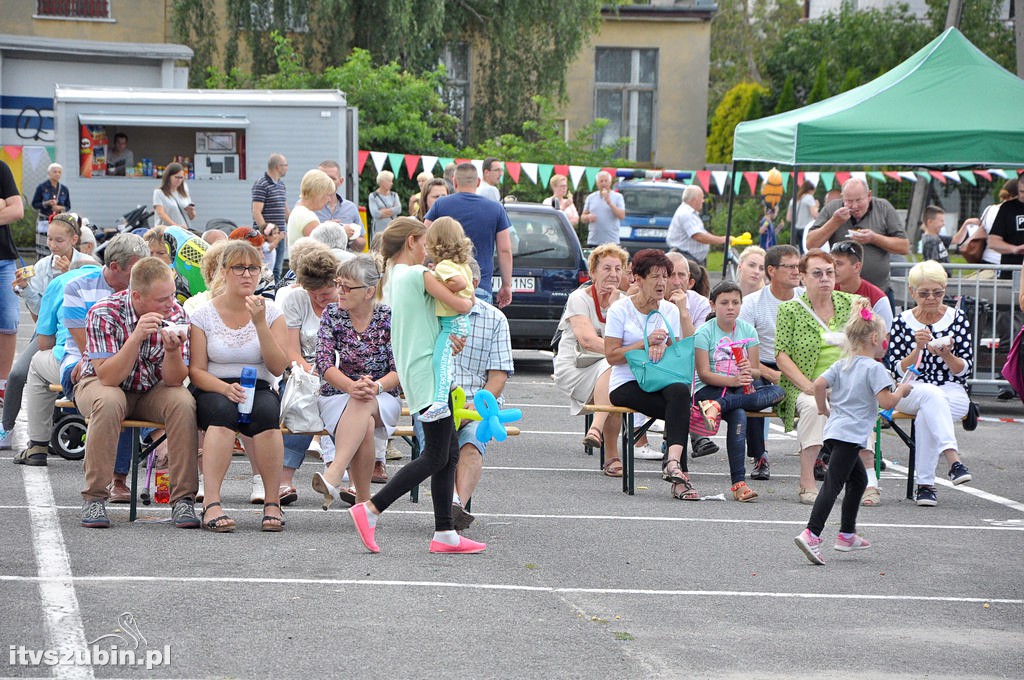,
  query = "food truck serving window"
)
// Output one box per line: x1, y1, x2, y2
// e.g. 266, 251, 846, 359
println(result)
77, 114, 249, 180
